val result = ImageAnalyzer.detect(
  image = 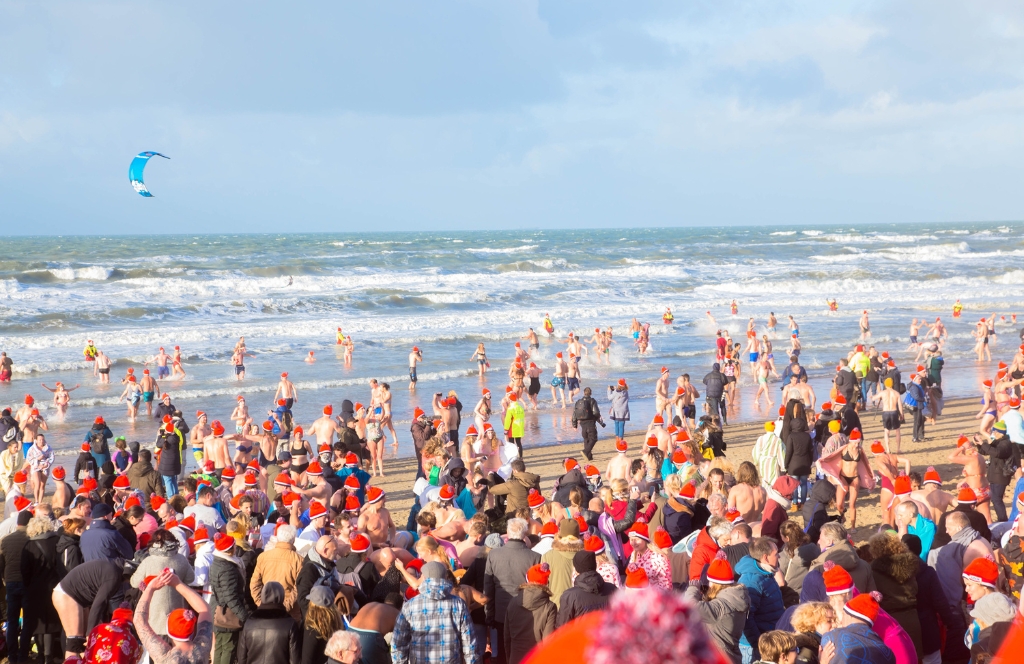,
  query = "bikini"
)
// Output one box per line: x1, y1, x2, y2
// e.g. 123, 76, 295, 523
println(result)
839, 449, 859, 486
